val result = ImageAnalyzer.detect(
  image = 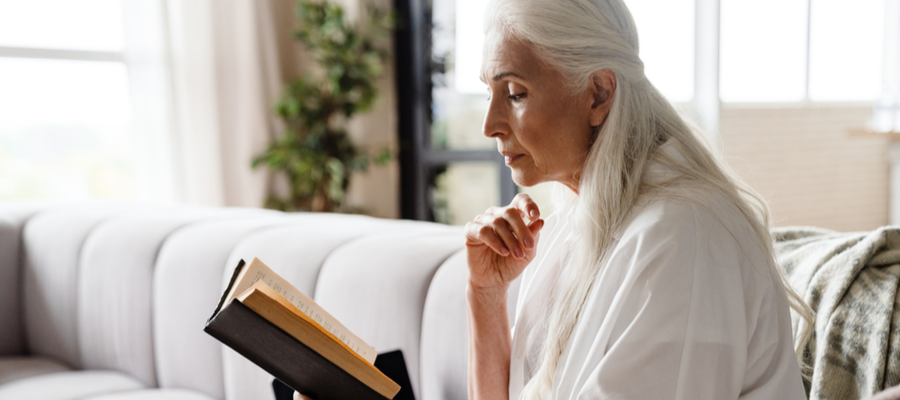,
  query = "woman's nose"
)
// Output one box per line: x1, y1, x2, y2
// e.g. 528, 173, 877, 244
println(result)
482, 98, 507, 138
